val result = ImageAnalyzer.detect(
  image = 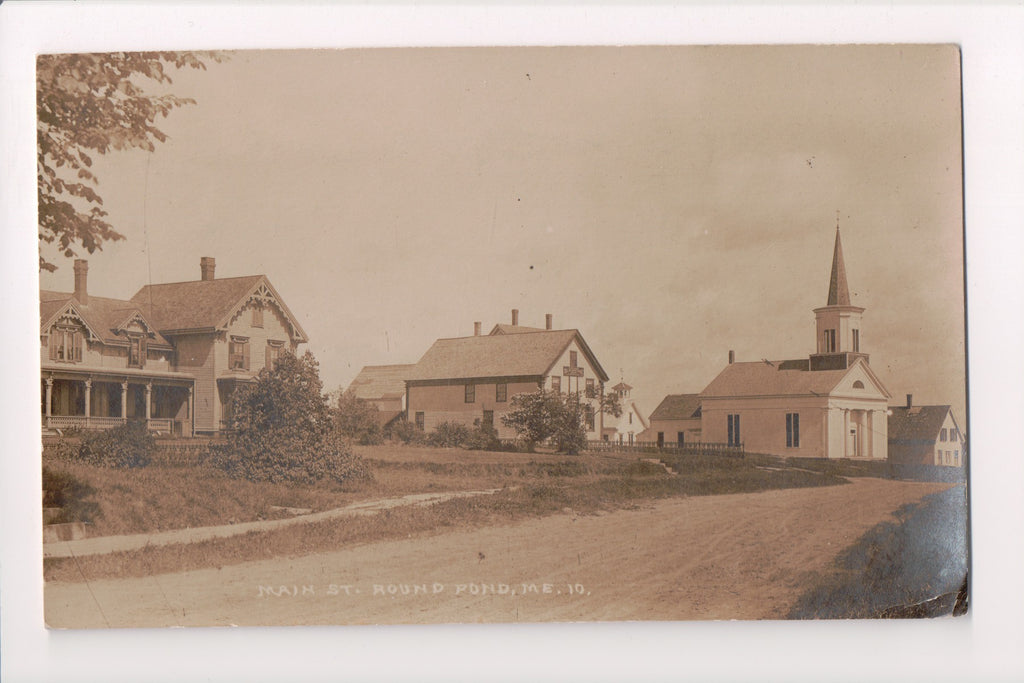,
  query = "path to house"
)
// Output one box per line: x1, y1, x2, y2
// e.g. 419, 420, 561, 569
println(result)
46, 478, 957, 627
42, 488, 505, 559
